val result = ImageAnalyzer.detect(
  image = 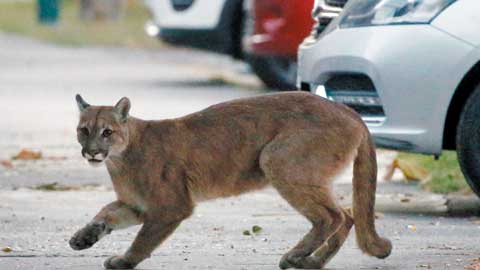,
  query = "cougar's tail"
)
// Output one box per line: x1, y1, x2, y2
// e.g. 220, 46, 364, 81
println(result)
352, 133, 392, 259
